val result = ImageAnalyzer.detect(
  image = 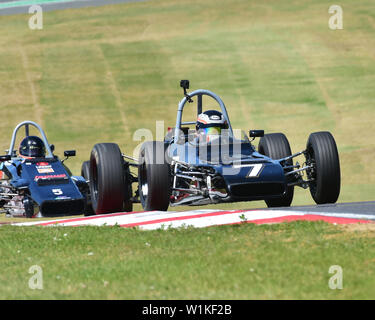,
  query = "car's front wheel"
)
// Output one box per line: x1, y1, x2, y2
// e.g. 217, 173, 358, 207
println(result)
305, 131, 340, 204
